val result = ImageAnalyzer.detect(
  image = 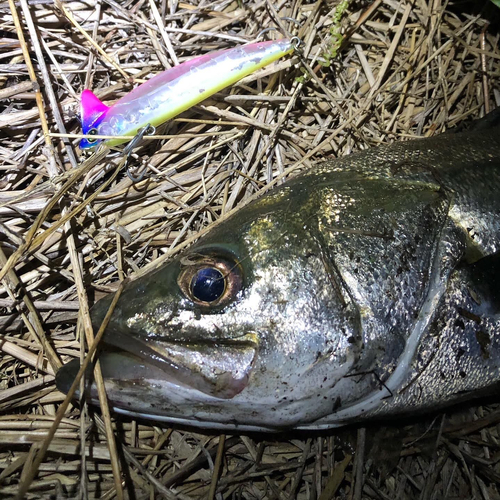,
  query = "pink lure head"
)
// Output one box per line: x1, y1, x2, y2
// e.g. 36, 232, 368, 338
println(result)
80, 90, 110, 149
